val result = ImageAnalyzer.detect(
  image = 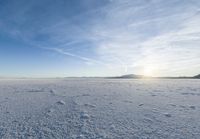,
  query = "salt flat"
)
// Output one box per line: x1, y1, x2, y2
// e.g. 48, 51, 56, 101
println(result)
0, 79, 199, 139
